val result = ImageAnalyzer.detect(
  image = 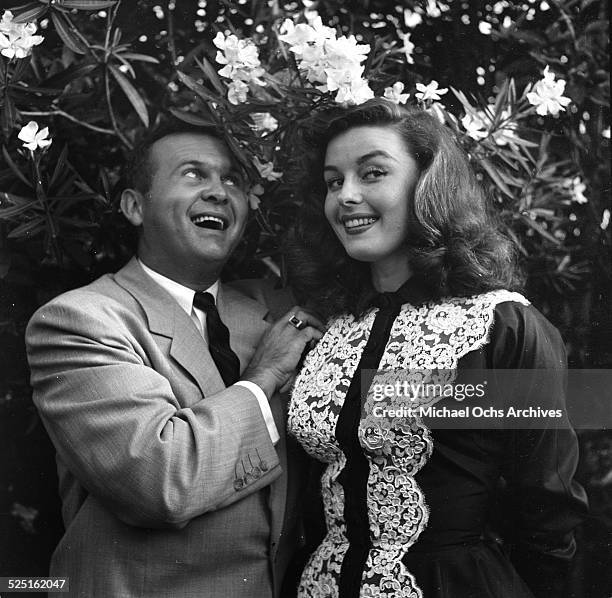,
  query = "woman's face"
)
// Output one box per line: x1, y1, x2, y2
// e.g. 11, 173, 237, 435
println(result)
323, 125, 419, 287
